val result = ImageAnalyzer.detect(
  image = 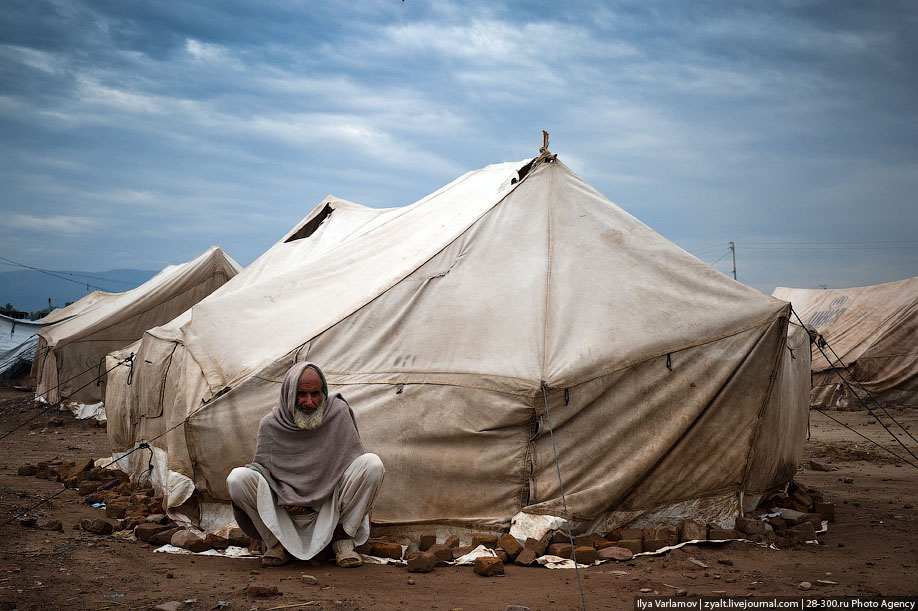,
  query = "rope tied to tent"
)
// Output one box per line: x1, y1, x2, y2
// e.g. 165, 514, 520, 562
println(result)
540, 381, 587, 611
